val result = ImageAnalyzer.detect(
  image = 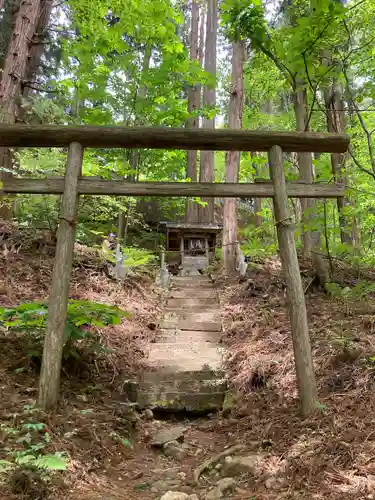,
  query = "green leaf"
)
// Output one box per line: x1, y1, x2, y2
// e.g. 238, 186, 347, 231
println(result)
34, 454, 68, 471
120, 438, 133, 449
314, 400, 328, 411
